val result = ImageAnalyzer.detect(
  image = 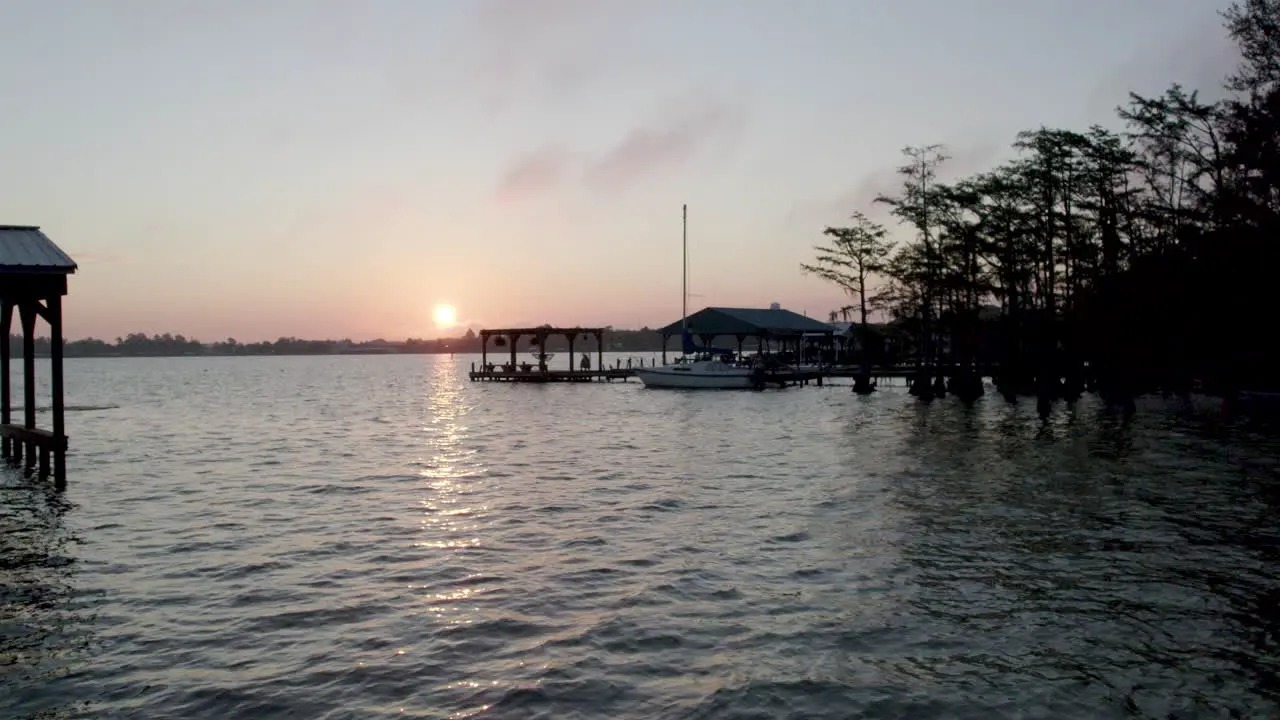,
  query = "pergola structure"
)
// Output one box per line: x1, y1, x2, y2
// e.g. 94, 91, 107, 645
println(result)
655, 306, 836, 364
0, 225, 76, 484
478, 326, 605, 376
